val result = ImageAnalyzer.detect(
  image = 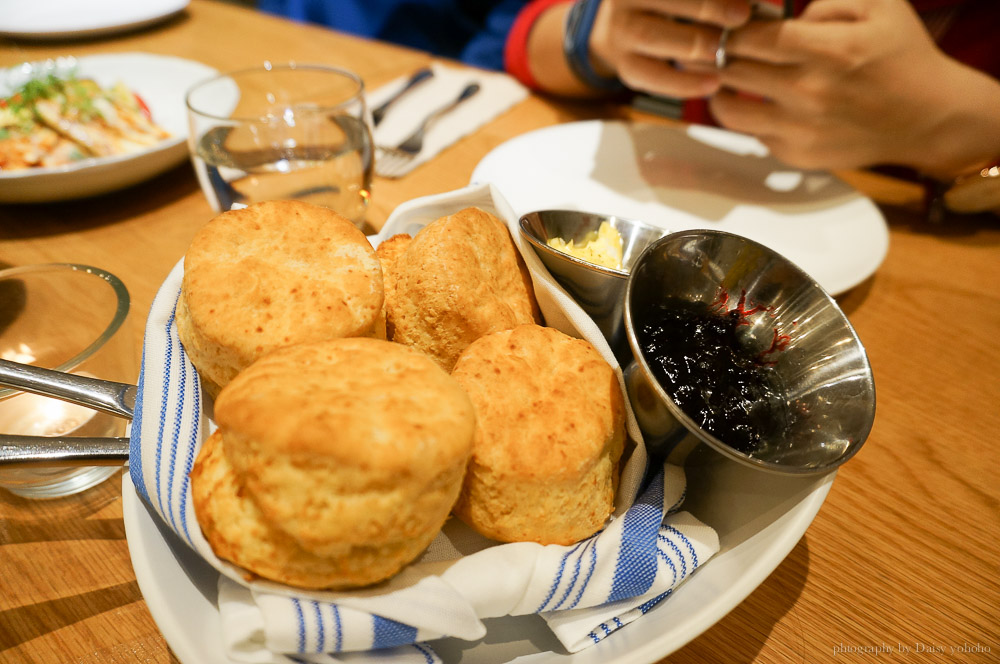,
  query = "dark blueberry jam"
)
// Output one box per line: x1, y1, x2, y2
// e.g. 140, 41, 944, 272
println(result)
637, 296, 787, 455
